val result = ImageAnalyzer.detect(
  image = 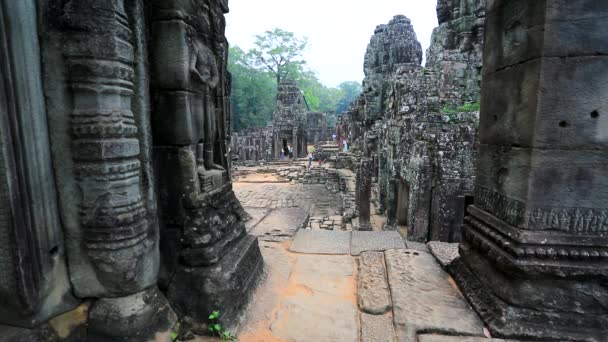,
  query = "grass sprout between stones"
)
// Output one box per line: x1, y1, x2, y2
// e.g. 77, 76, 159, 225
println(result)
209, 310, 238, 341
